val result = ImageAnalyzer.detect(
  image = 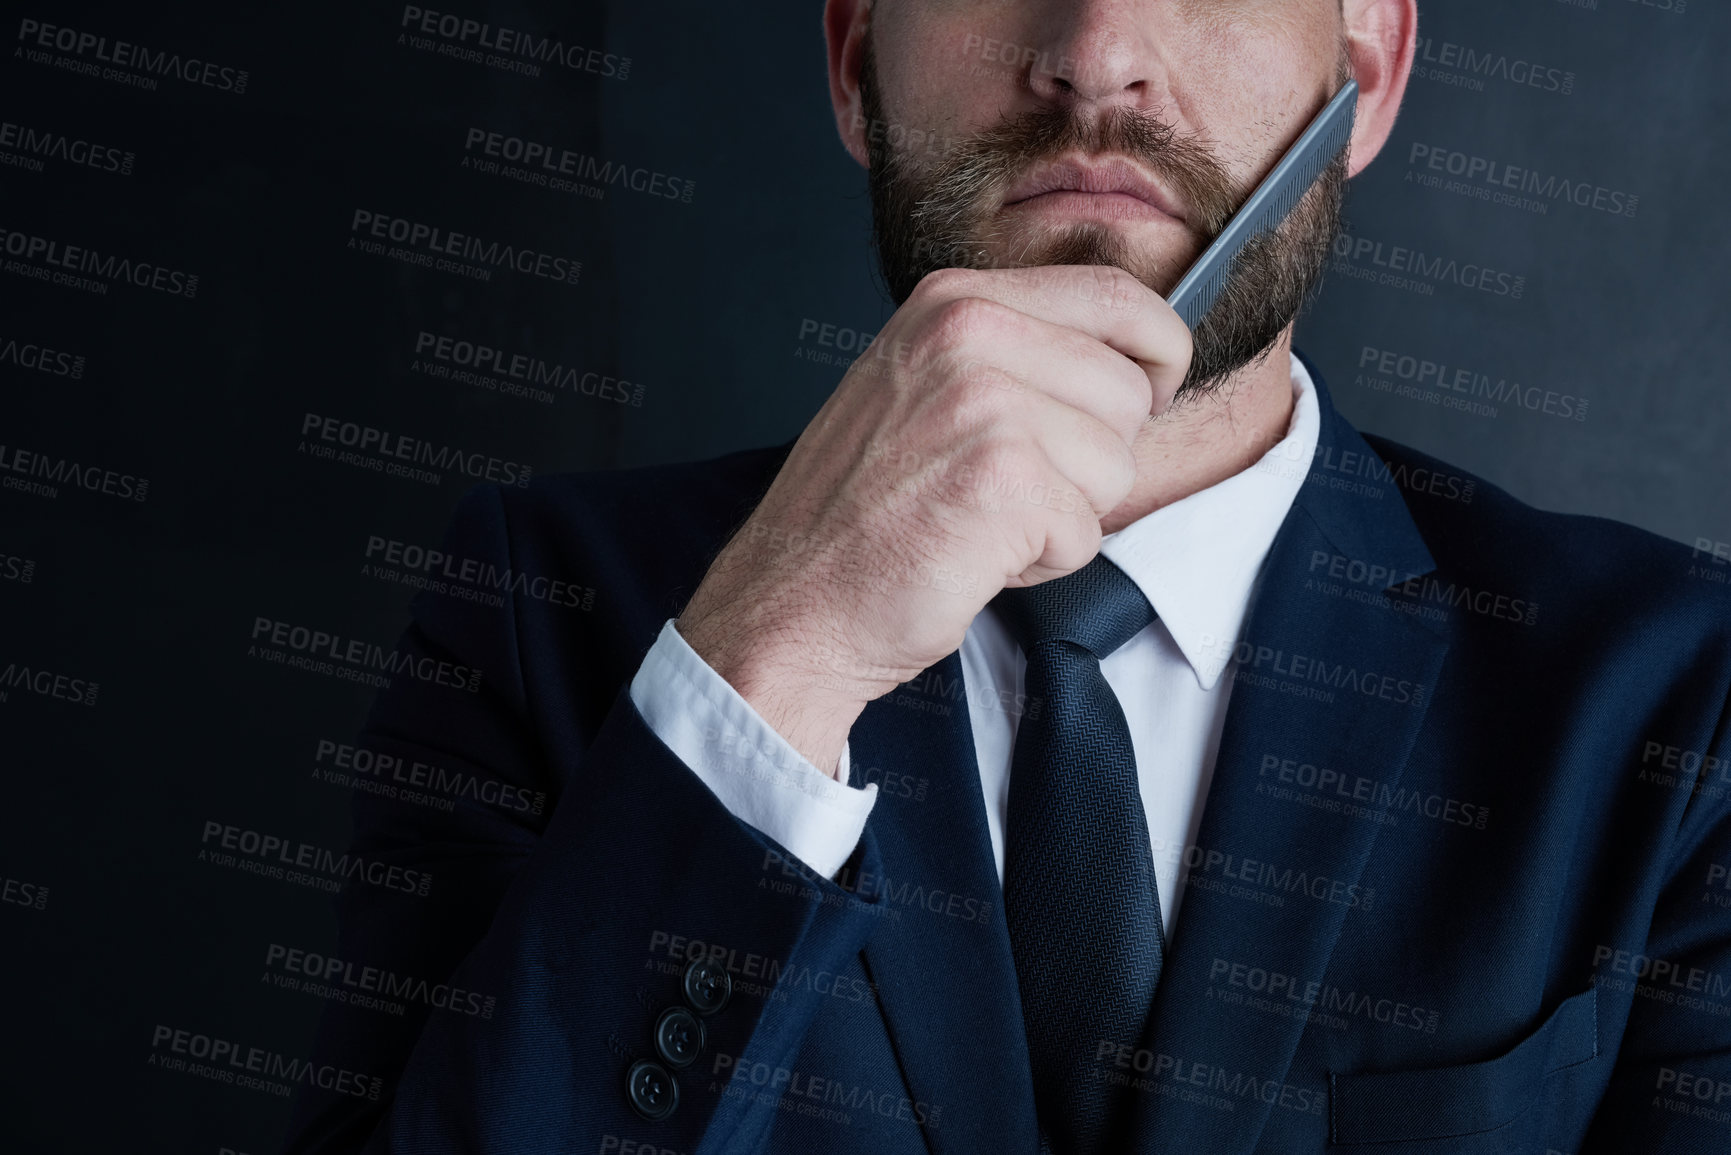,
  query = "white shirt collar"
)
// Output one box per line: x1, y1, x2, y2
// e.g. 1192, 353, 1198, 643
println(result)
1098, 351, 1321, 691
